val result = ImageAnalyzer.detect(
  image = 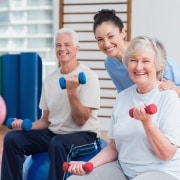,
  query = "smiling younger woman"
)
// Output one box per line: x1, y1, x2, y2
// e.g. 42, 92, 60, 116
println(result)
93, 9, 180, 96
